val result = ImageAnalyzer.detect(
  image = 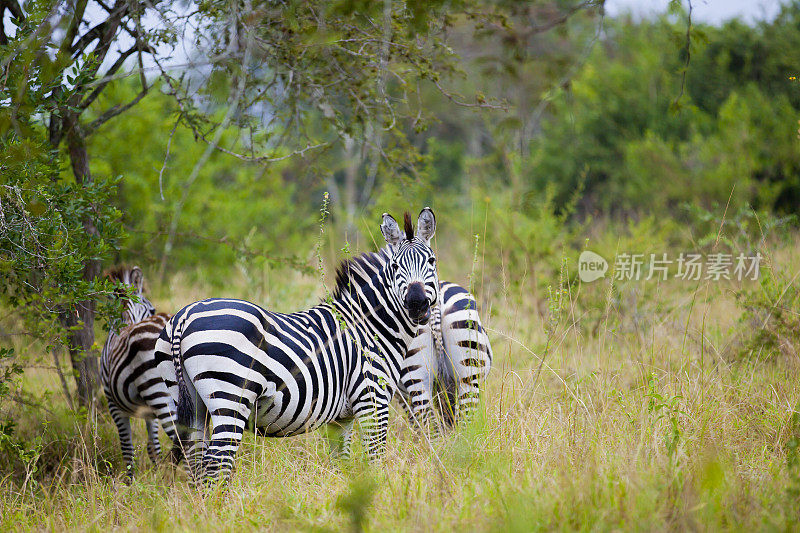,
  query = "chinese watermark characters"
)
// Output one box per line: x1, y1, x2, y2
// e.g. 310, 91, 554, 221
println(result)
578, 251, 761, 283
